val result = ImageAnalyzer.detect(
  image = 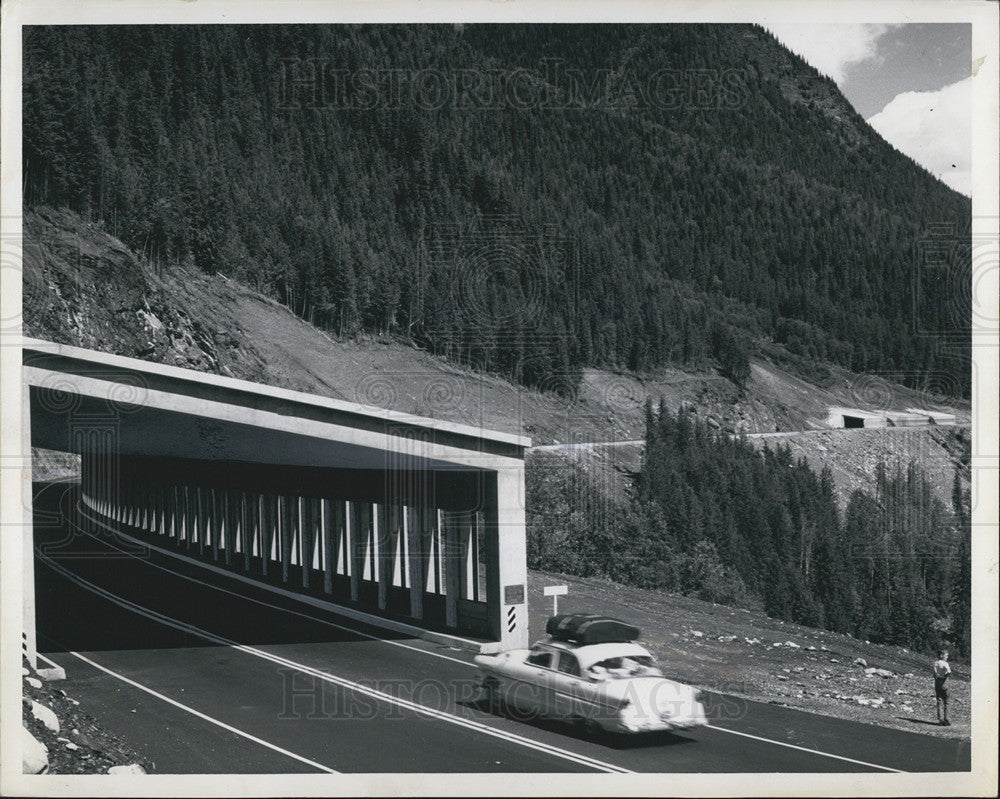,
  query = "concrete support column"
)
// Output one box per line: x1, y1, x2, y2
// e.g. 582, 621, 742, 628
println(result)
209, 488, 221, 559
129, 482, 138, 528
239, 491, 250, 572
149, 485, 158, 534
174, 485, 183, 540
186, 486, 197, 549
180, 485, 191, 549
301, 497, 315, 588
406, 506, 424, 619
224, 489, 237, 566
423, 508, 442, 595
126, 481, 135, 526
349, 501, 363, 602
333, 500, 349, 582
442, 510, 460, 629
279, 495, 291, 583
378, 503, 393, 610
321, 499, 333, 594
462, 515, 475, 600
247, 491, 260, 562
166, 485, 176, 539
261, 493, 276, 576
164, 485, 172, 538
193, 486, 203, 554
178, 486, 188, 546
288, 497, 300, 569
490, 468, 528, 650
